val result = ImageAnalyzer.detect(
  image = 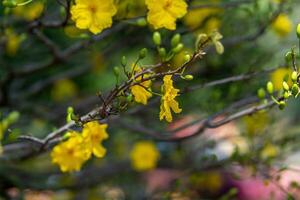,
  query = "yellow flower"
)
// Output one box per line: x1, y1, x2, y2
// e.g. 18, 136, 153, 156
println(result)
4, 29, 25, 56
51, 79, 78, 102
12, 1, 44, 21
130, 141, 160, 171
160, 75, 182, 122
70, 0, 117, 34
243, 112, 269, 136
260, 143, 279, 159
82, 121, 109, 158
51, 132, 89, 172
271, 14, 292, 37
183, 7, 221, 31
130, 67, 153, 105
145, 0, 187, 30
270, 68, 292, 90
